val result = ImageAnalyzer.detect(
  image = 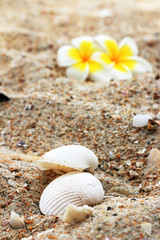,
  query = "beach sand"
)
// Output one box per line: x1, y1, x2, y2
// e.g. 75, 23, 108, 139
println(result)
0, 0, 160, 239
